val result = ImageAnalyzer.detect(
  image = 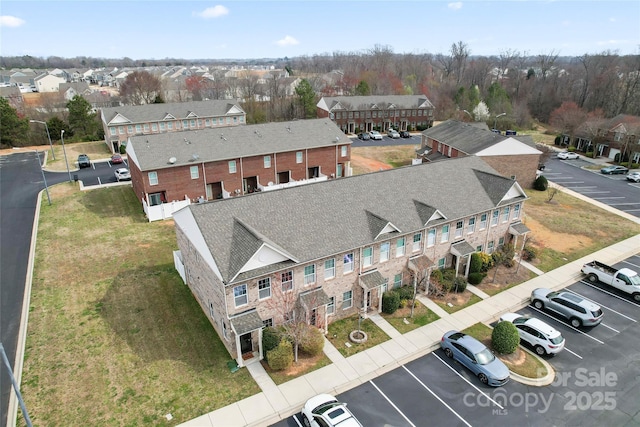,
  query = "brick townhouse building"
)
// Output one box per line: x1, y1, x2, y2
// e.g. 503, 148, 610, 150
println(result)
172, 156, 530, 366
316, 95, 435, 135
126, 118, 352, 220
100, 99, 246, 154
418, 120, 542, 188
